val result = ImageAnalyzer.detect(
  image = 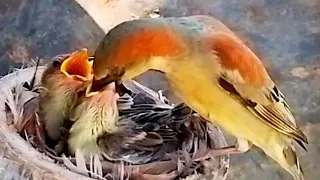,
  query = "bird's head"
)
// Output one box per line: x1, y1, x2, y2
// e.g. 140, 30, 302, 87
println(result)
41, 48, 93, 90
86, 18, 186, 93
